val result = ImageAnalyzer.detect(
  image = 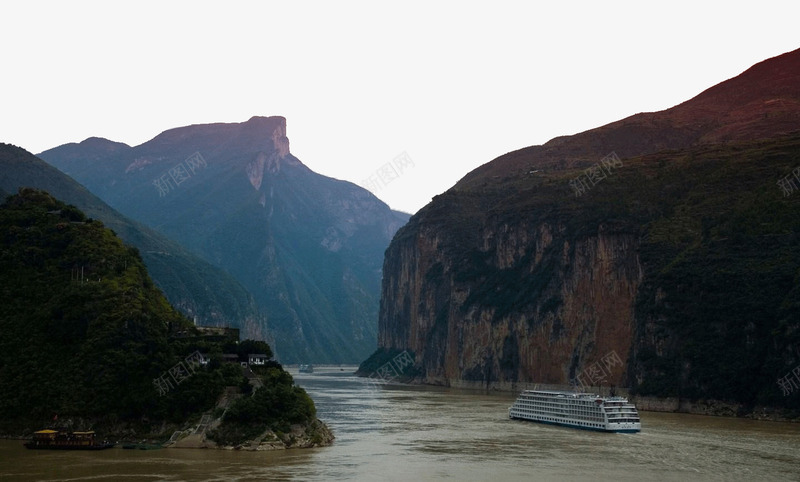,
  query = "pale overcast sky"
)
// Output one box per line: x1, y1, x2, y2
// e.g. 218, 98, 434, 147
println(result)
2, 1, 797, 214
